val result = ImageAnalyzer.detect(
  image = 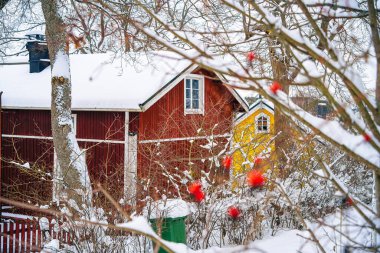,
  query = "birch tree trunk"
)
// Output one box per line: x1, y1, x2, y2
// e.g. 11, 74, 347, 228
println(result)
41, 0, 92, 211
